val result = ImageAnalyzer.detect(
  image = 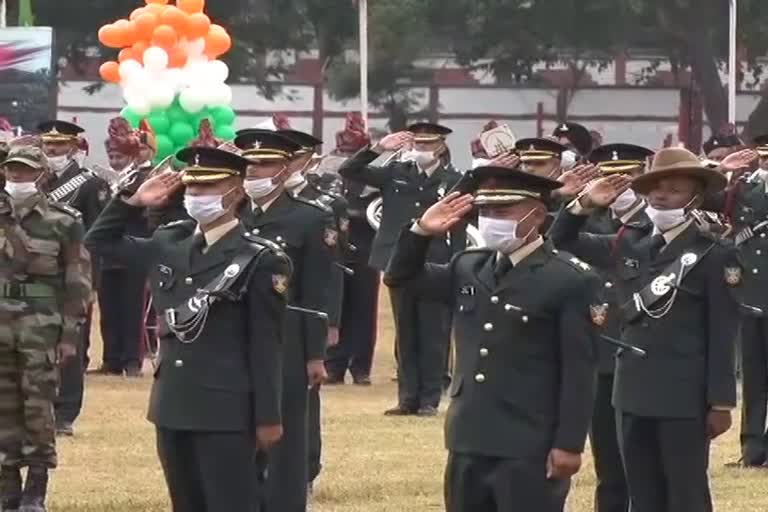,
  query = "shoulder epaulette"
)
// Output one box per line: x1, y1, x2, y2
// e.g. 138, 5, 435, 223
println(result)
291, 194, 332, 213
555, 252, 592, 273
157, 219, 195, 230
243, 230, 284, 253
49, 202, 82, 219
